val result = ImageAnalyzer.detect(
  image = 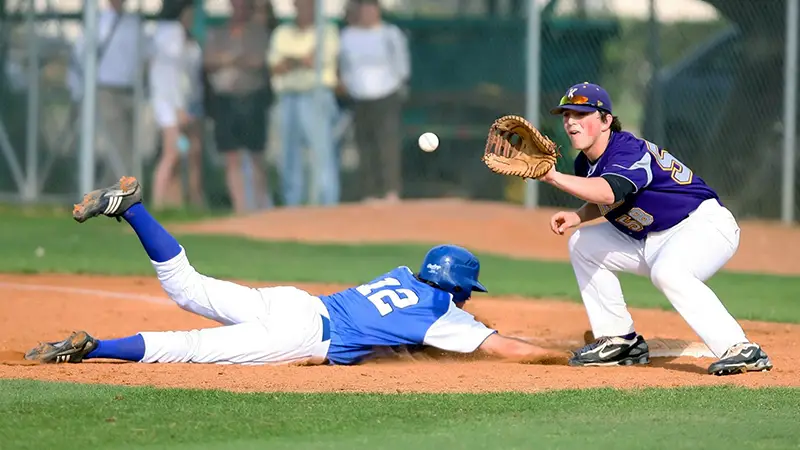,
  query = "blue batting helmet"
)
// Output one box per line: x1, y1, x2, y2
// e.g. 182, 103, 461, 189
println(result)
418, 244, 488, 302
